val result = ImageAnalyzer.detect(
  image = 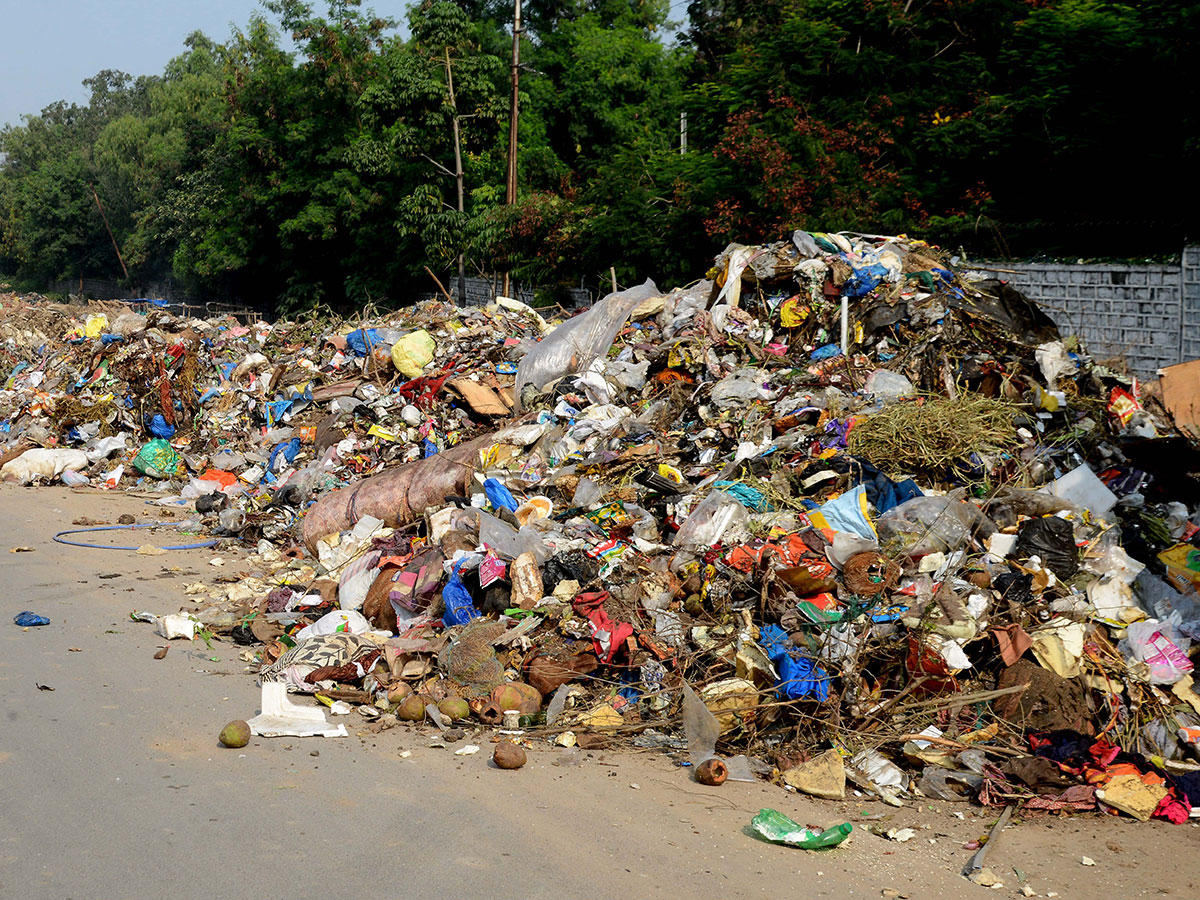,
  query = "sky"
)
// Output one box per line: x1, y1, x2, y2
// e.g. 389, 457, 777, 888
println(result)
0, 1, 412, 129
